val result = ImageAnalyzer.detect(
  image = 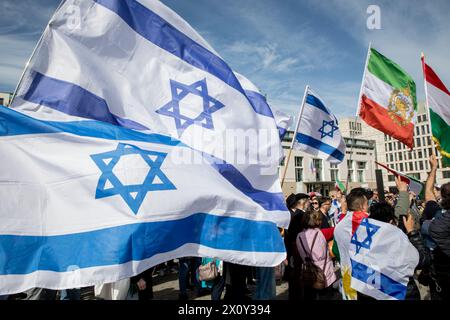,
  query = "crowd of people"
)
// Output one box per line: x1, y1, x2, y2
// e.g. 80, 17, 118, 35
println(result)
1, 155, 449, 301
